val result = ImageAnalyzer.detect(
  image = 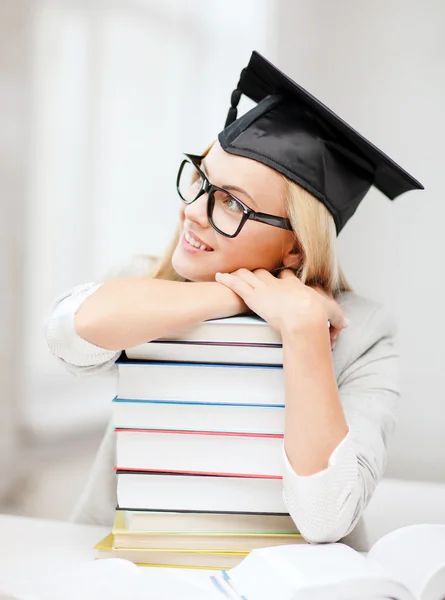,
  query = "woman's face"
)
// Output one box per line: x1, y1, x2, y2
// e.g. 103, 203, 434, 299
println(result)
171, 141, 296, 282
